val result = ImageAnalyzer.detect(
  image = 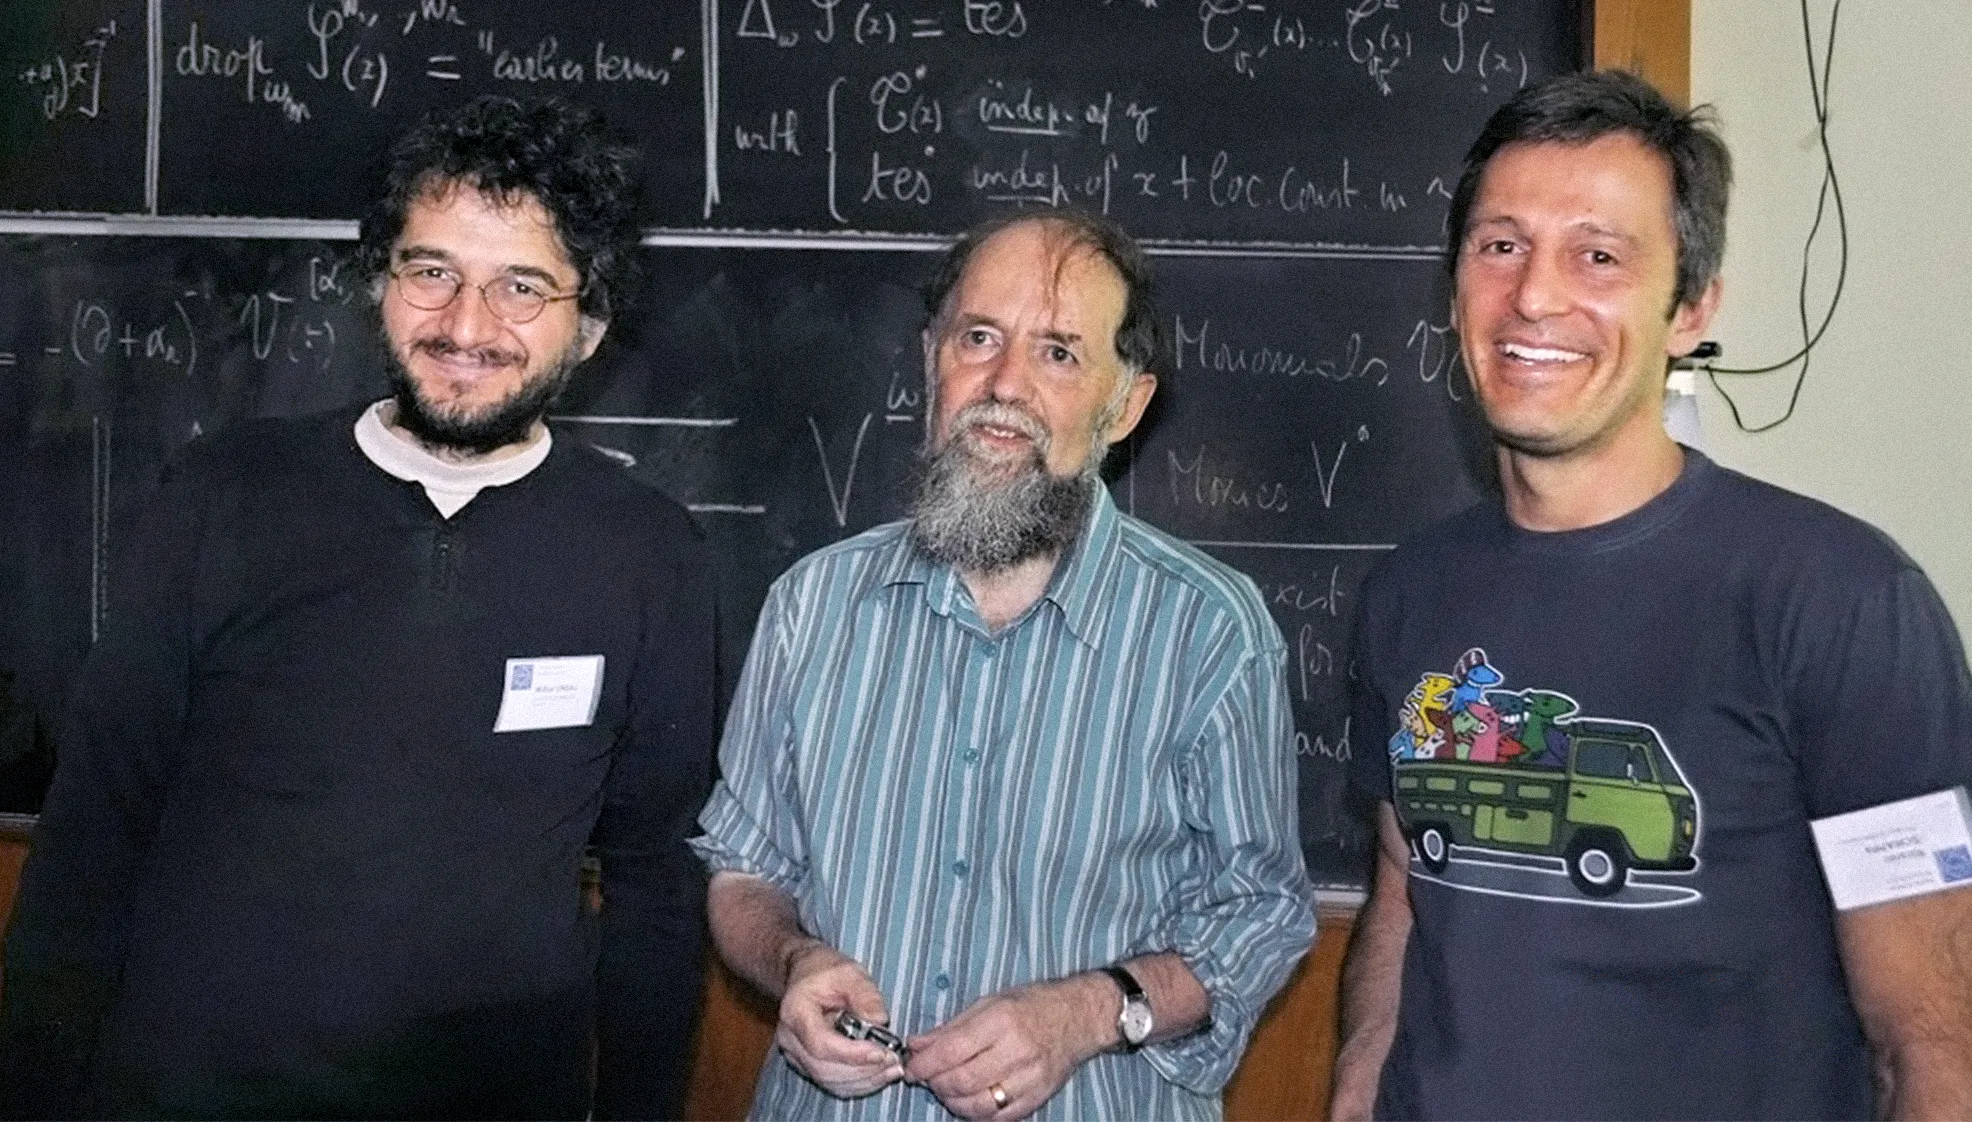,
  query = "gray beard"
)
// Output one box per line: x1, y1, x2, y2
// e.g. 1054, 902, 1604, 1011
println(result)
907, 408, 1102, 575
